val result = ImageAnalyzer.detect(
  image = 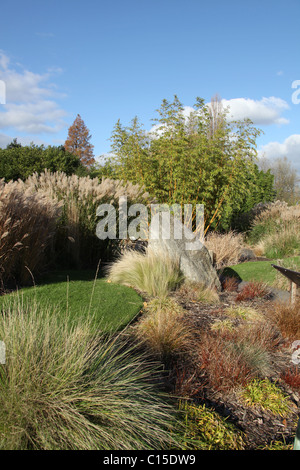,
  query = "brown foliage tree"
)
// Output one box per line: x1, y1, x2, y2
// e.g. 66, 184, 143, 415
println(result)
64, 114, 95, 168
